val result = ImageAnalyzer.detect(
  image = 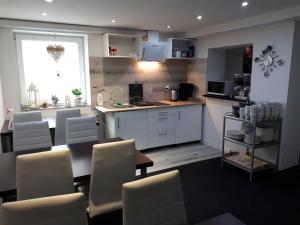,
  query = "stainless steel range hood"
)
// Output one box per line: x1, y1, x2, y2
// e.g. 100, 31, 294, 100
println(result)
141, 31, 166, 62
